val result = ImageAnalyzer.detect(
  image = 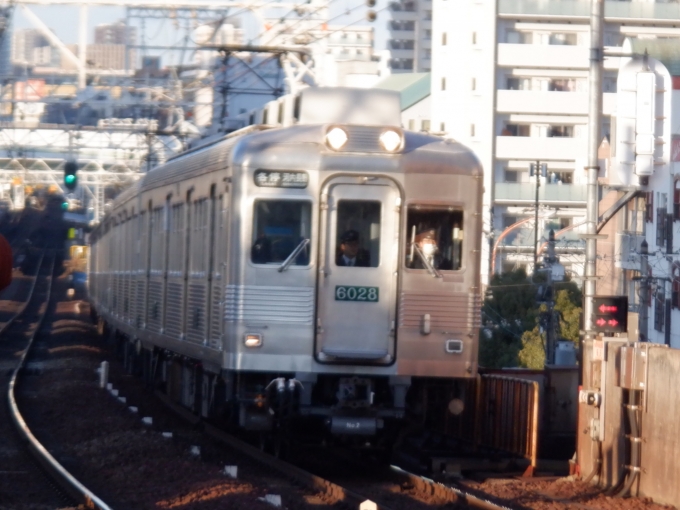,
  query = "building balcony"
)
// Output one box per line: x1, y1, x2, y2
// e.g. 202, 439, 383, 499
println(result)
389, 48, 415, 59
498, 43, 588, 69
498, 0, 680, 22
494, 182, 587, 206
389, 10, 417, 21
497, 90, 617, 116
496, 135, 587, 161
387, 29, 416, 40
